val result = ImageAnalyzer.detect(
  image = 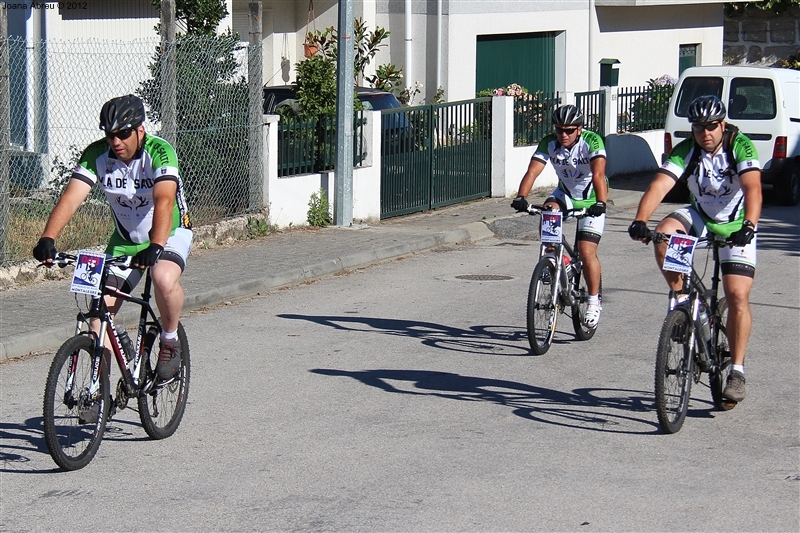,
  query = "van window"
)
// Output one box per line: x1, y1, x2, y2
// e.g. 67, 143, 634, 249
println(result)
674, 77, 724, 117
728, 78, 777, 120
